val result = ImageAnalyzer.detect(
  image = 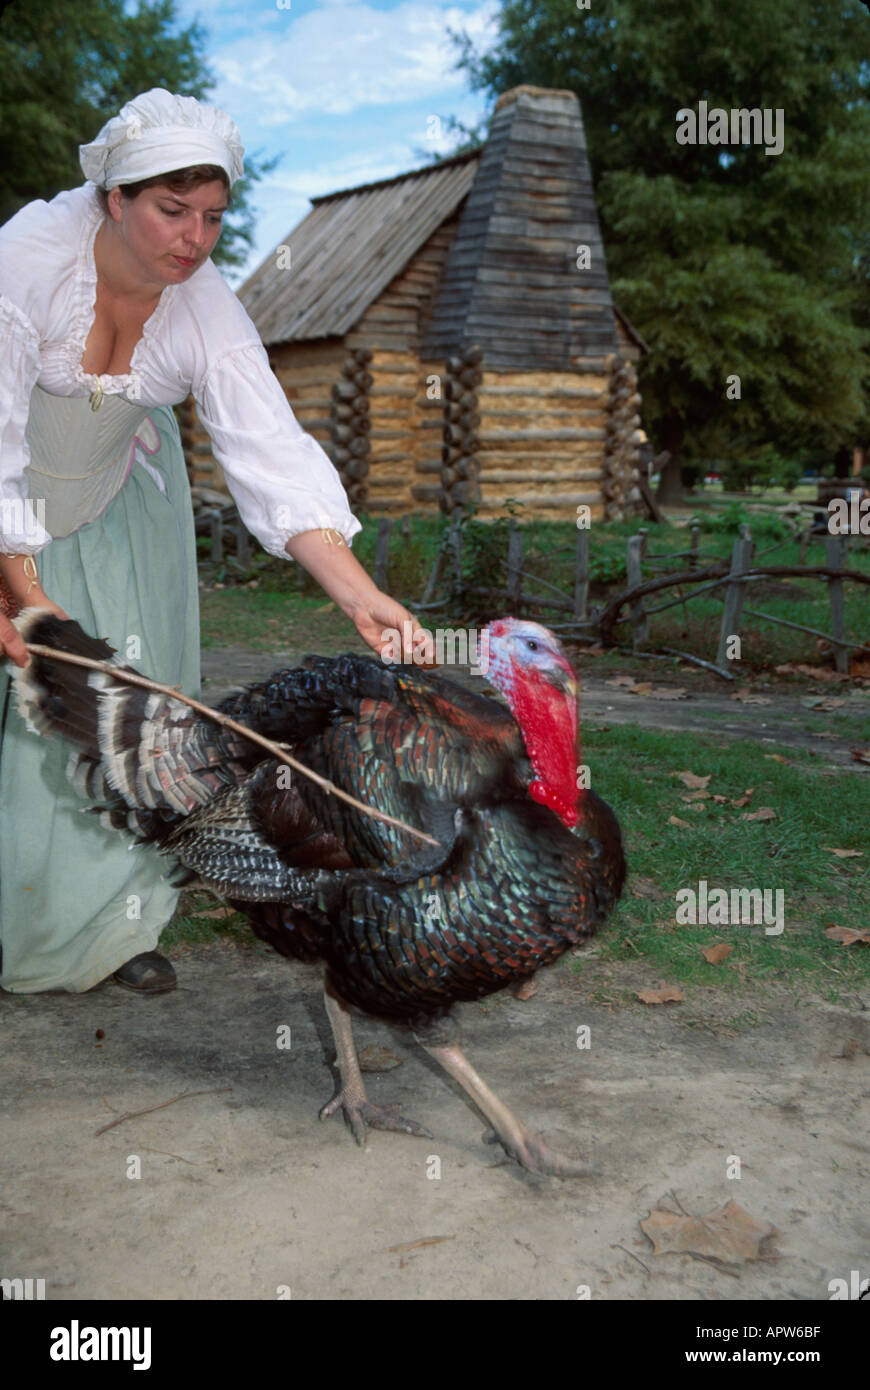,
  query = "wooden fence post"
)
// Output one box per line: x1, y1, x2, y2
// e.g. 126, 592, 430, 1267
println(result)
506, 521, 523, 608
573, 528, 589, 622
825, 534, 850, 673
626, 534, 648, 648
716, 524, 753, 668
373, 518, 392, 590
236, 520, 250, 569
448, 515, 463, 603
209, 510, 223, 564
689, 523, 700, 571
